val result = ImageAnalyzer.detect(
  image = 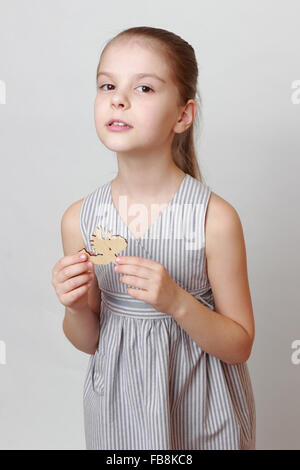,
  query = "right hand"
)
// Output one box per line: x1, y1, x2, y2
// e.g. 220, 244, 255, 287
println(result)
51, 252, 95, 312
